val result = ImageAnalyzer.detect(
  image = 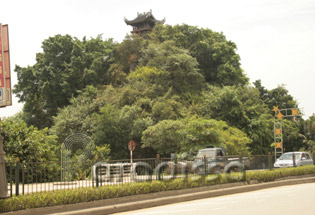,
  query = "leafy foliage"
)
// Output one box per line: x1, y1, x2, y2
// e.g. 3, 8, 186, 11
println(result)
92, 104, 154, 159
50, 85, 105, 143
138, 41, 205, 94
14, 35, 116, 128
150, 24, 248, 86
0, 117, 57, 162
253, 80, 297, 111
10, 23, 310, 160
142, 118, 251, 156
199, 85, 275, 154
304, 114, 315, 152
